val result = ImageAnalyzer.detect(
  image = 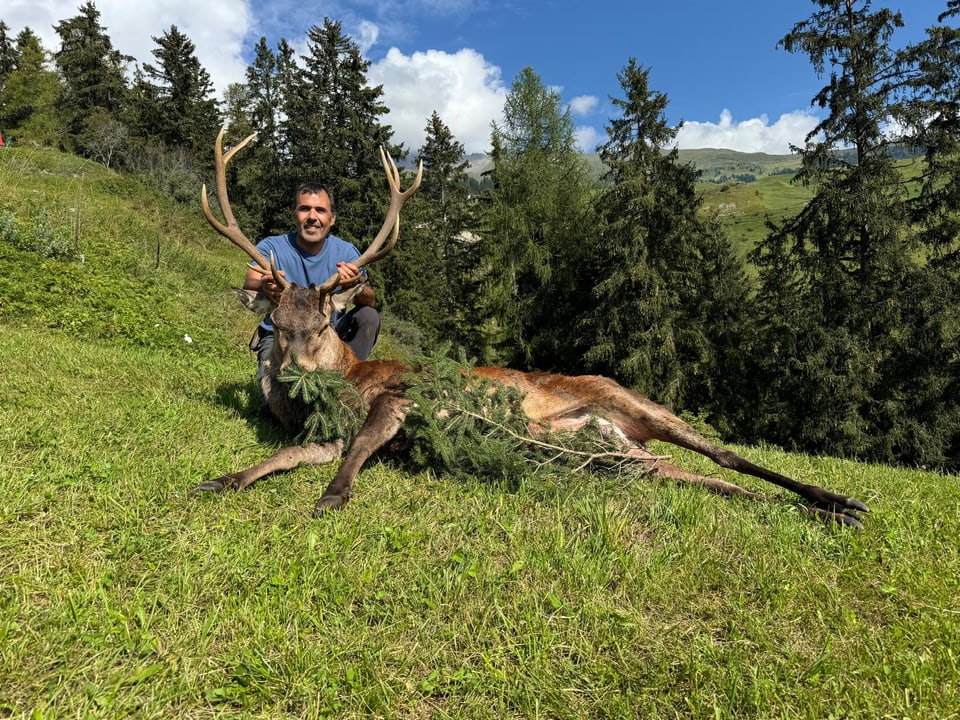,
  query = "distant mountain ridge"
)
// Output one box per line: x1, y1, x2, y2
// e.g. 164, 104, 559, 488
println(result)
463, 148, 802, 185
